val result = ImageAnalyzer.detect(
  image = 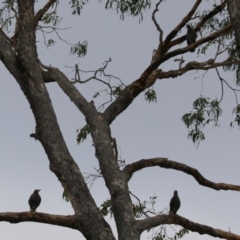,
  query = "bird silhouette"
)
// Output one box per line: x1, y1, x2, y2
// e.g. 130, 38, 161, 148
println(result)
169, 190, 181, 214
186, 25, 197, 52
28, 189, 41, 212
